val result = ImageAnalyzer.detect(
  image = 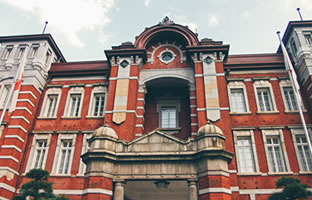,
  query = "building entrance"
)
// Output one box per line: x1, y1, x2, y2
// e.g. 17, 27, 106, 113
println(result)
124, 180, 188, 200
